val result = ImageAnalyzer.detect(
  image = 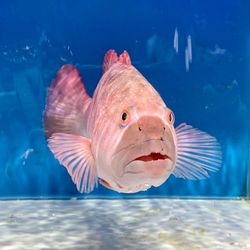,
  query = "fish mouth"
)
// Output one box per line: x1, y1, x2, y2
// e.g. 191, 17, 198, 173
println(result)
124, 152, 172, 175
133, 152, 169, 162
113, 138, 175, 178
